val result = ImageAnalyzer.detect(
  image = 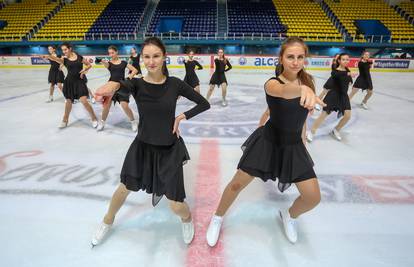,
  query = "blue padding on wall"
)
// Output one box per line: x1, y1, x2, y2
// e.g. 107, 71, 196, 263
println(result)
355, 19, 391, 43
157, 17, 184, 33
